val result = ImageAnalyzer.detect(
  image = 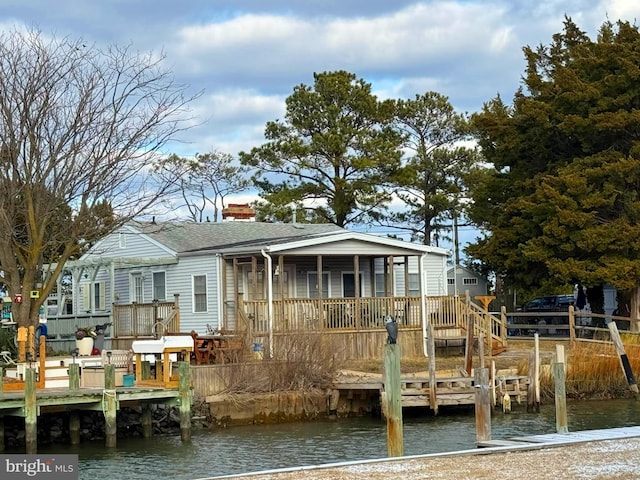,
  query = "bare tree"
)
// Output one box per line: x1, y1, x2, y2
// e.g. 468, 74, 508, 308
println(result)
154, 151, 251, 222
0, 28, 199, 327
